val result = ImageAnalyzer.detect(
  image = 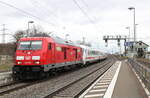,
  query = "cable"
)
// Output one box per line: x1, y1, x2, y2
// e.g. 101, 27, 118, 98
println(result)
0, 1, 56, 26
79, 0, 98, 27
72, 0, 101, 34
29, 0, 59, 25
73, 0, 95, 25
31, 0, 58, 19
81, 0, 89, 8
